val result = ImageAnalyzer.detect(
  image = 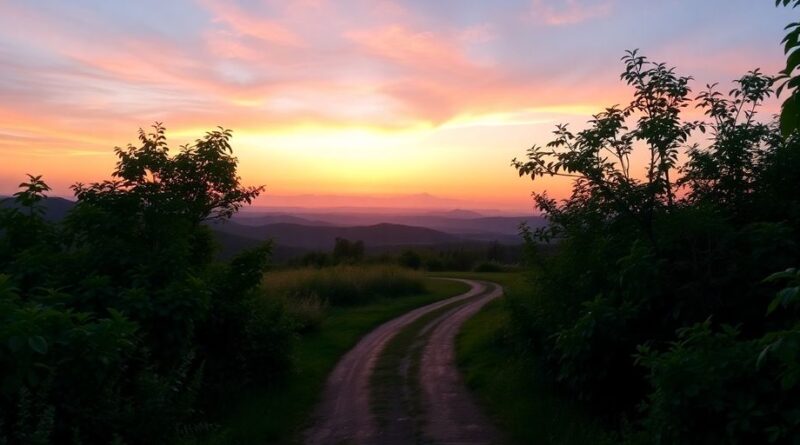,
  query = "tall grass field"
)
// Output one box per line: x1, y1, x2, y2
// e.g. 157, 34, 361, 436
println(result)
262, 264, 425, 306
